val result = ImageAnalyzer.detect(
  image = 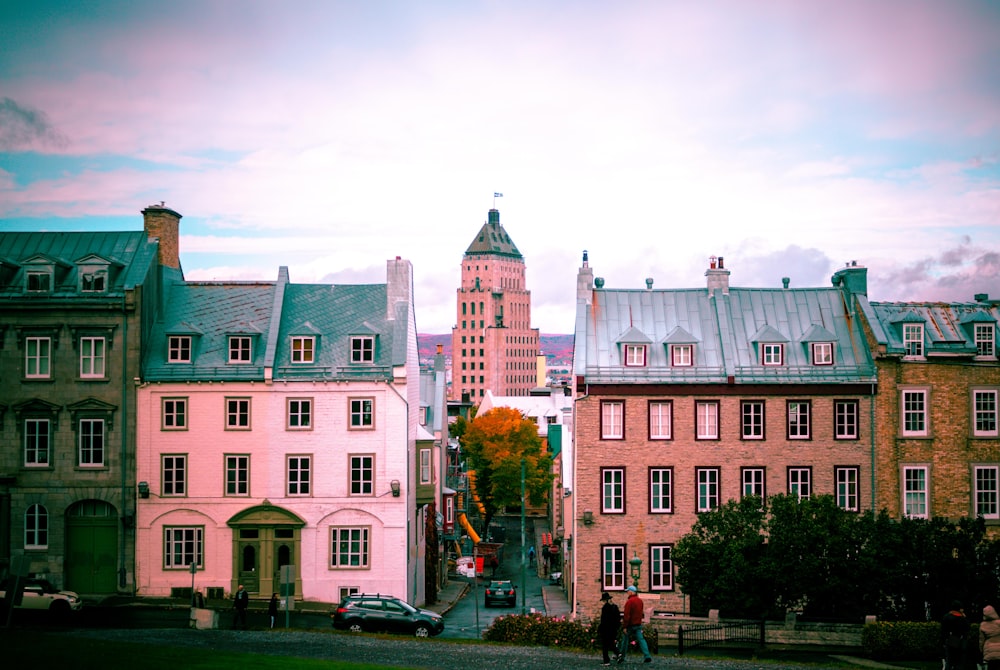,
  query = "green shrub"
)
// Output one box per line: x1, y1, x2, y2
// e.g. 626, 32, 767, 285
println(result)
482, 614, 658, 654
862, 621, 978, 661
